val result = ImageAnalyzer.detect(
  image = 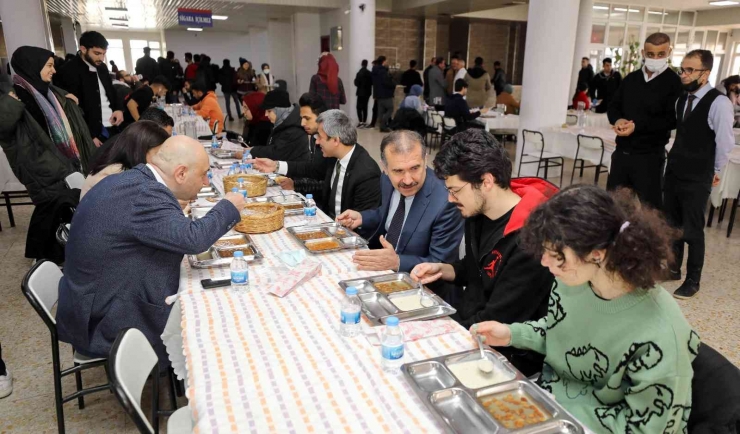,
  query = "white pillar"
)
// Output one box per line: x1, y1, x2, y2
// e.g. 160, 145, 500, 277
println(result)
349, 0, 375, 123
569, 0, 593, 100
60, 17, 78, 56
516, 0, 579, 175
0, 0, 54, 62
293, 12, 321, 97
